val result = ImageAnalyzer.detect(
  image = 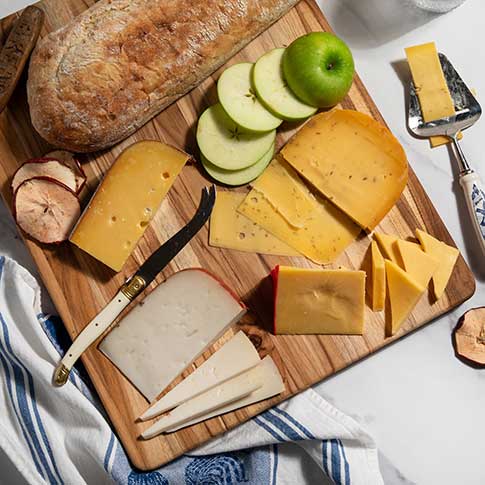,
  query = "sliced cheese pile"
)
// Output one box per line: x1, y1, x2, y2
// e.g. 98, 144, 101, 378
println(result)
271, 265, 366, 335
99, 268, 246, 402
371, 228, 460, 335
70, 141, 189, 272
